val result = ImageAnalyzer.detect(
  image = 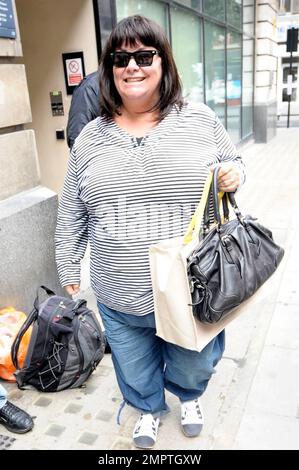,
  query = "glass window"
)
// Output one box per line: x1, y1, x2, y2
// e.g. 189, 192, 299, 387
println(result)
204, 21, 226, 124
227, 0, 242, 30
171, 7, 203, 103
203, 0, 225, 21
175, 0, 201, 10
283, 65, 298, 83
116, 0, 168, 33
280, 0, 291, 13
227, 31, 242, 143
242, 37, 254, 138
243, 0, 255, 36
282, 88, 297, 101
